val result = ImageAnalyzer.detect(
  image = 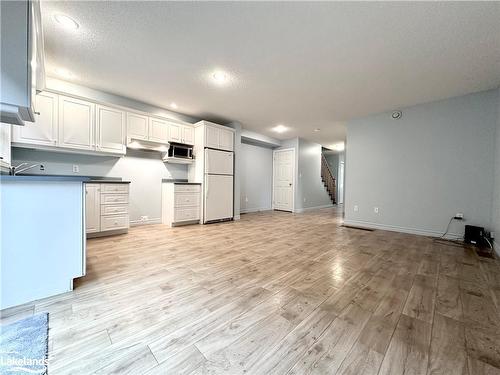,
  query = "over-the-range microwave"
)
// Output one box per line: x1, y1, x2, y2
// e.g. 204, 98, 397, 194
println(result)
168, 143, 193, 159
